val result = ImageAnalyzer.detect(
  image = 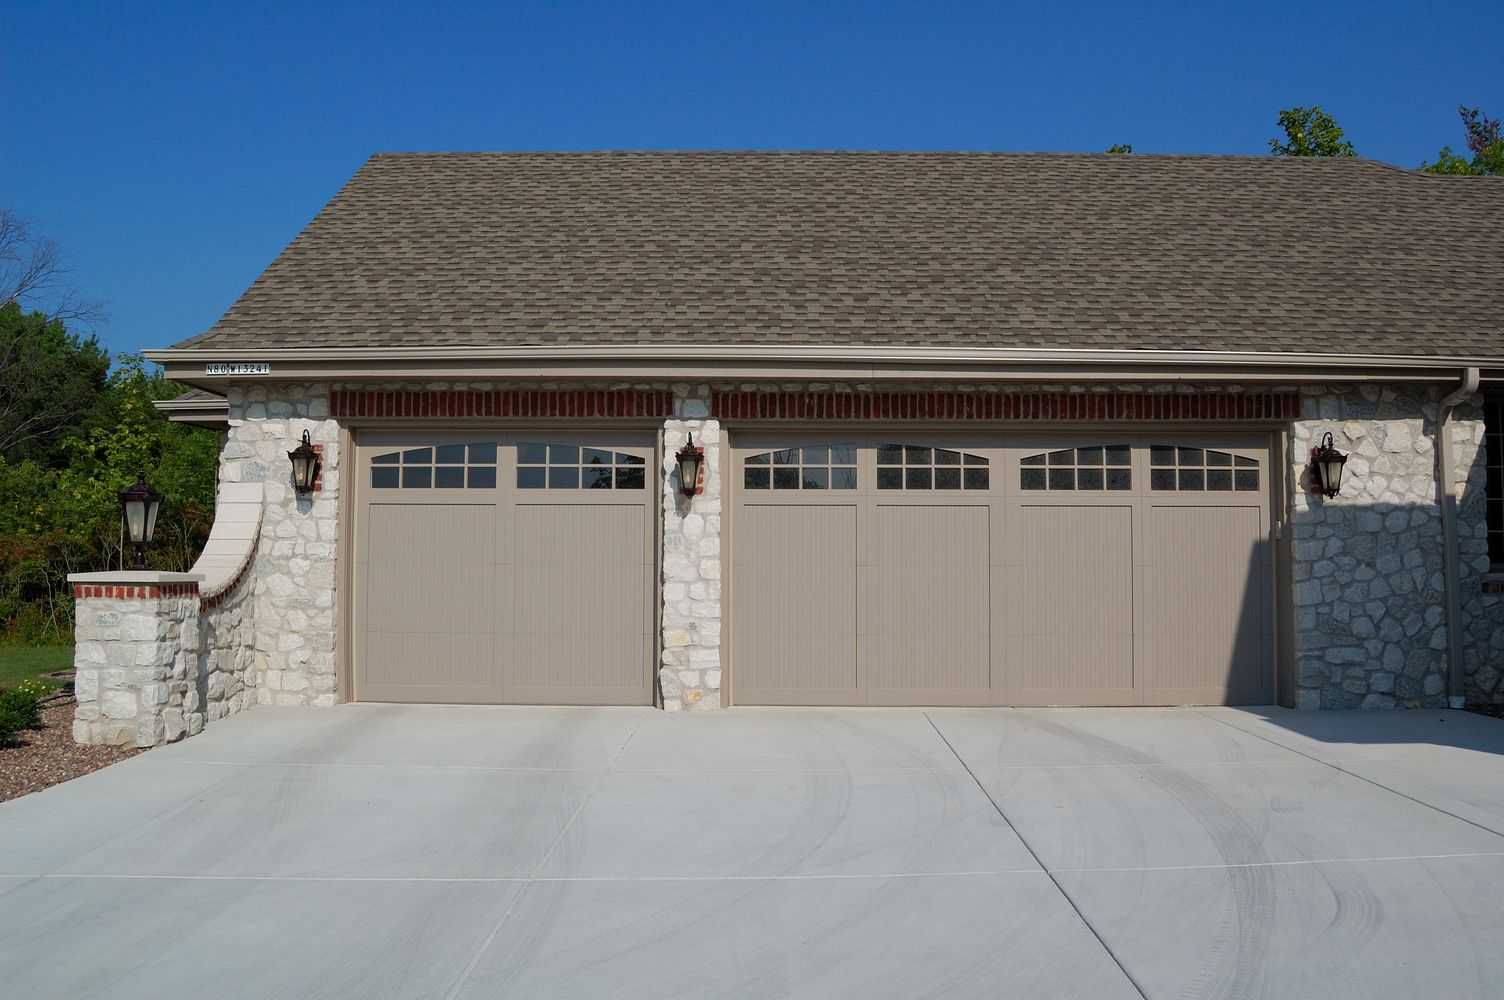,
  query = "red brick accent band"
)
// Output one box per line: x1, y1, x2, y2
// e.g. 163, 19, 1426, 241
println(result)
312, 443, 325, 493
331, 389, 675, 420
710, 391, 1300, 422
72, 584, 200, 600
